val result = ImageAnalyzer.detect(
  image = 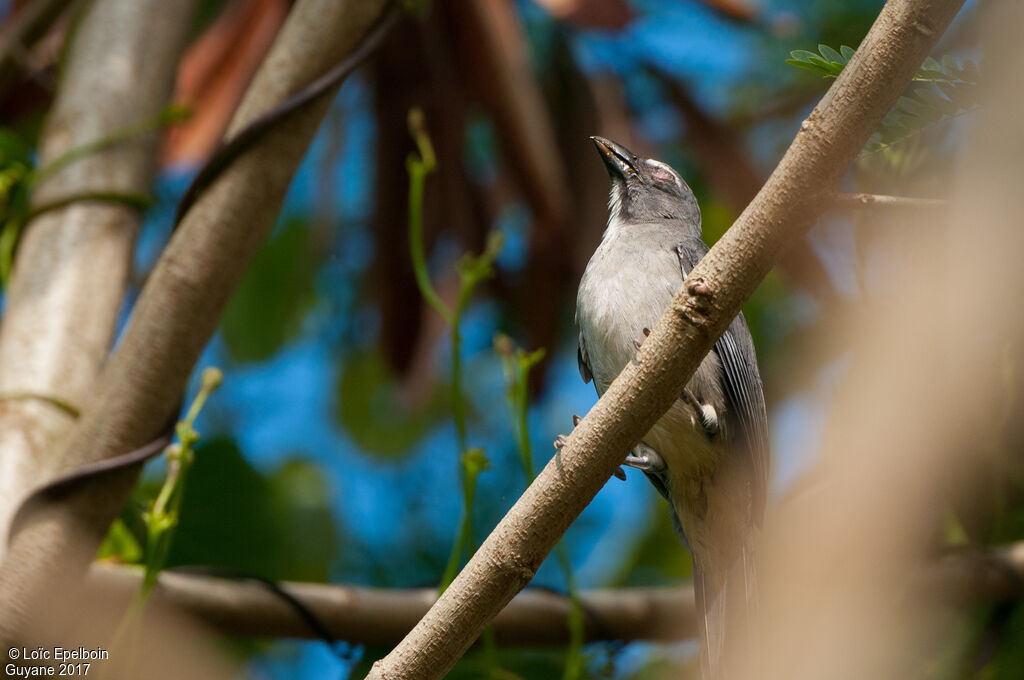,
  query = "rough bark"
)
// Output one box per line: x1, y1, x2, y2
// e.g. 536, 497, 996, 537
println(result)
0, 0, 197, 546
0, 0, 389, 640
364, 1, 966, 678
